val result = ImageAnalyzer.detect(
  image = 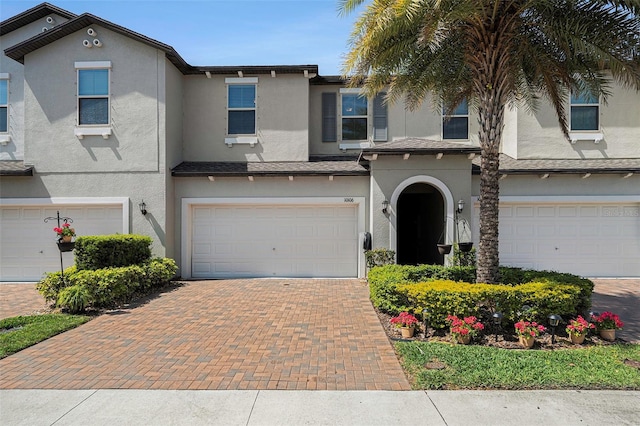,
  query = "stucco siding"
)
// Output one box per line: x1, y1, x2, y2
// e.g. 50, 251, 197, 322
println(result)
516, 84, 640, 159
0, 14, 72, 161
182, 74, 309, 162
22, 25, 162, 173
